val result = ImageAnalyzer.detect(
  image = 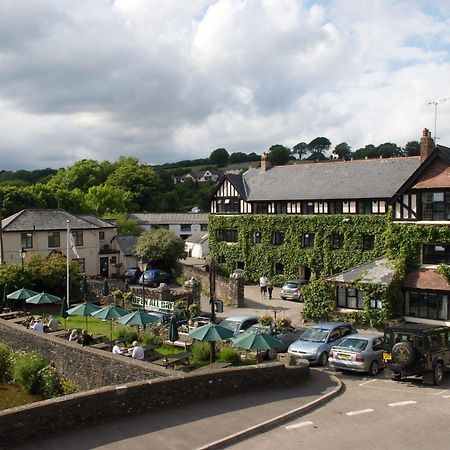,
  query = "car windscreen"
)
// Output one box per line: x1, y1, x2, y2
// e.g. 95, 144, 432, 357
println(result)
335, 338, 368, 351
300, 328, 329, 343
219, 320, 240, 333
385, 332, 414, 349
284, 282, 298, 289
247, 324, 269, 334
